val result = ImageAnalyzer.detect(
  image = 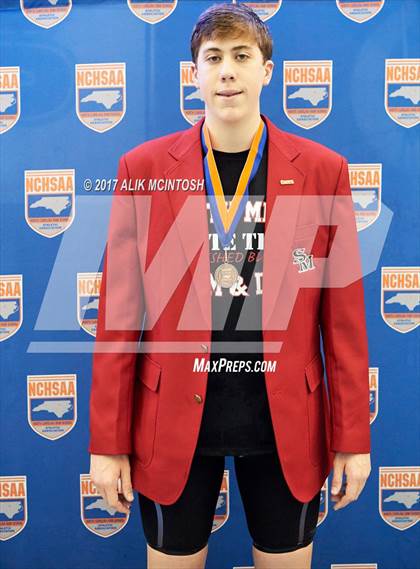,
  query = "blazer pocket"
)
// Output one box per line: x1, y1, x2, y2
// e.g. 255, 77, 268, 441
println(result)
138, 354, 162, 392
305, 353, 327, 466
133, 355, 162, 467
